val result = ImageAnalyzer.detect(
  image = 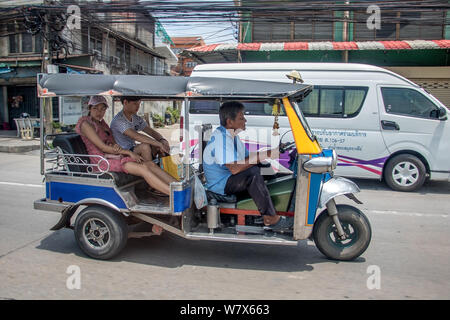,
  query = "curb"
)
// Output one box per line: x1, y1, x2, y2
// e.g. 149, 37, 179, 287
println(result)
0, 145, 40, 153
